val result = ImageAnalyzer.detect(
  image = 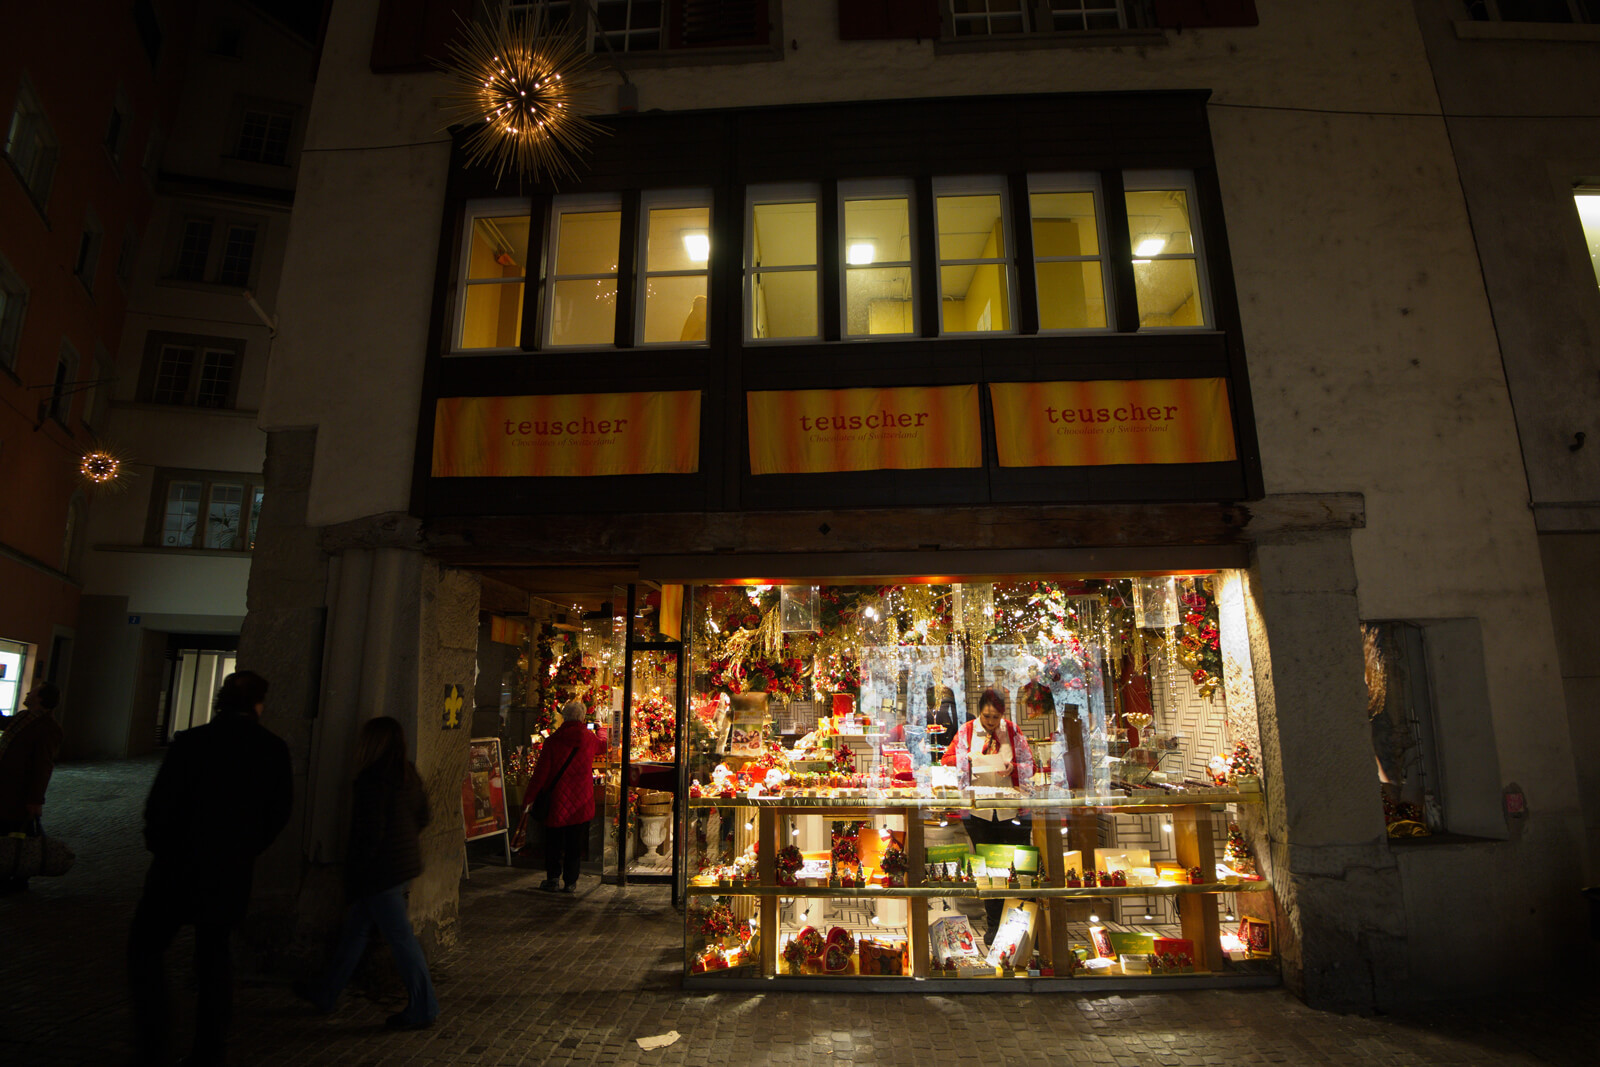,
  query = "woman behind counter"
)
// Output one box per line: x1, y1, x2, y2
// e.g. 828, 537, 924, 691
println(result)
297, 716, 439, 1030
522, 699, 604, 892
941, 688, 1035, 946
